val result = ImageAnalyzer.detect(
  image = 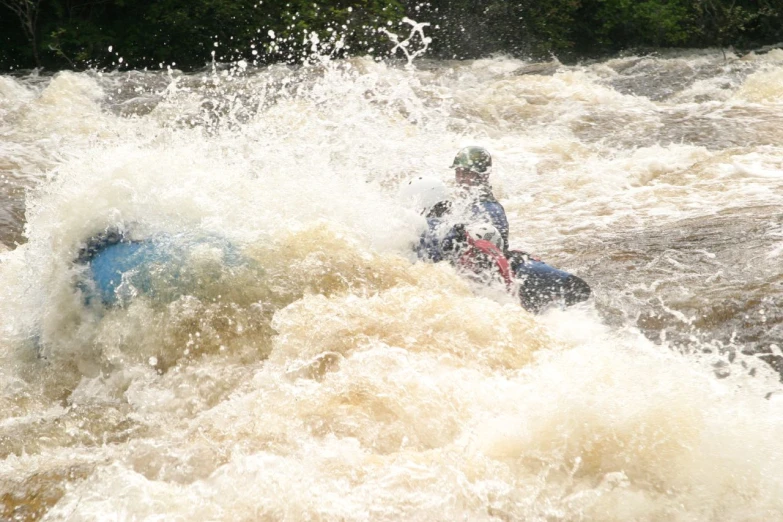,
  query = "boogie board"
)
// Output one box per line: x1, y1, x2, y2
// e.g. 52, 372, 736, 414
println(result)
77, 231, 245, 307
